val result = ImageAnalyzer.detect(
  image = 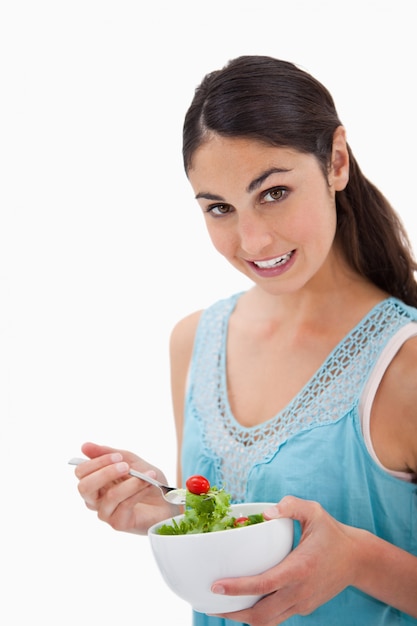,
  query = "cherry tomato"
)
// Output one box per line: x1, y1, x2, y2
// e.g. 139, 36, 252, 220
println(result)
234, 516, 250, 526
186, 475, 210, 495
